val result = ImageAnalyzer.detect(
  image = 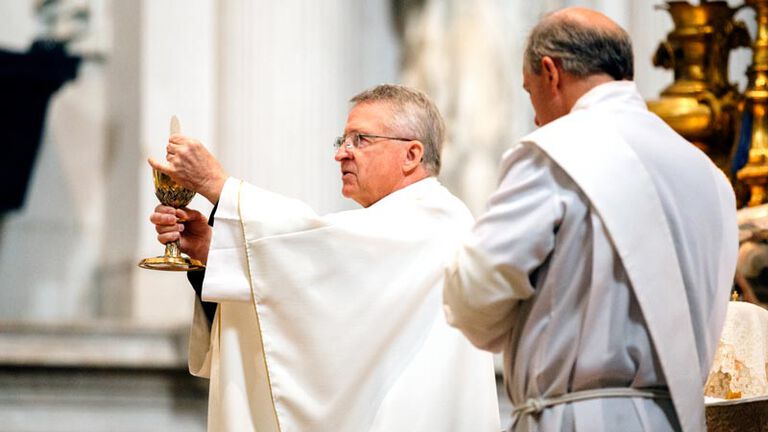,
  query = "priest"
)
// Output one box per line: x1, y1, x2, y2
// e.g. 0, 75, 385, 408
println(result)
149, 84, 500, 431
443, 8, 738, 432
